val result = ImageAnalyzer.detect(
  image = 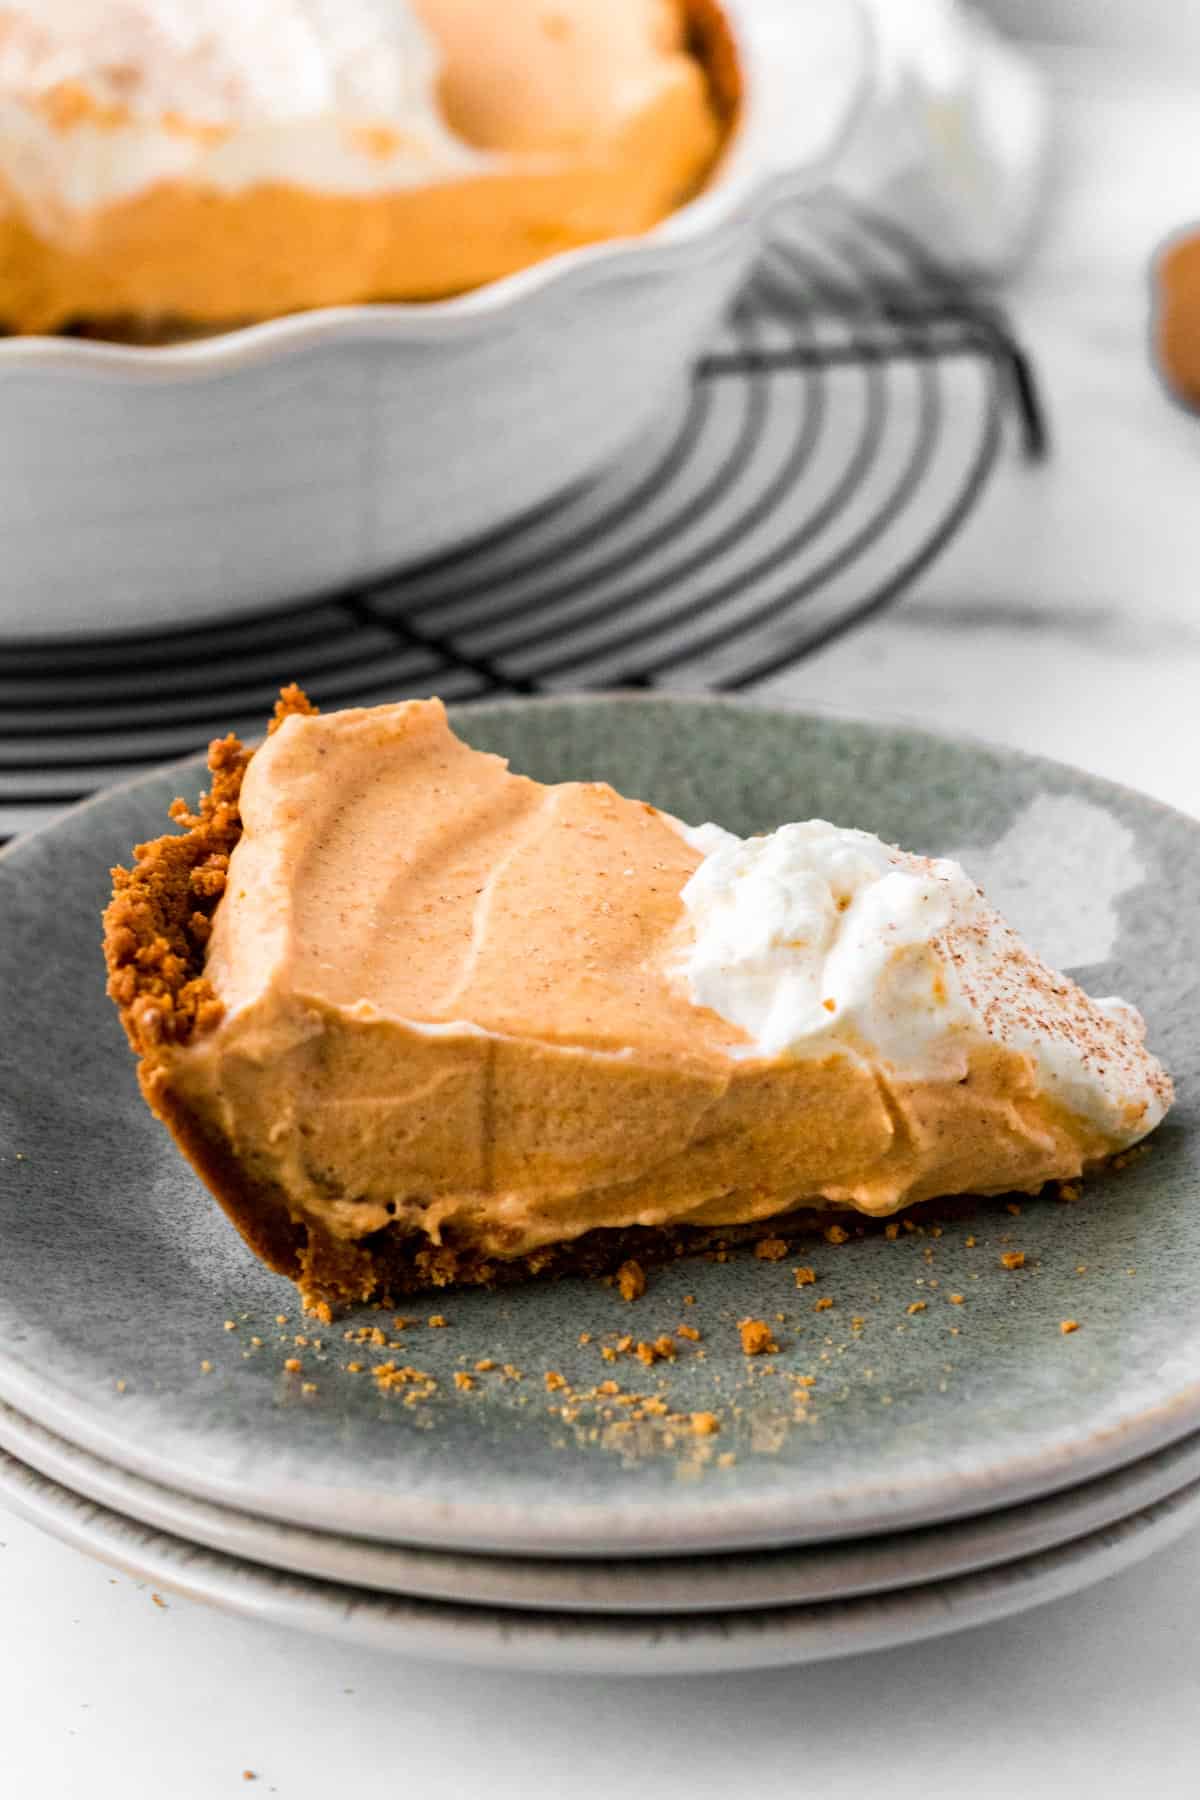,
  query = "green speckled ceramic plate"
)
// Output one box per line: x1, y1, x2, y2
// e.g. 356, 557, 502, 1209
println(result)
5, 1397, 1200, 1612
0, 696, 1197, 1556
